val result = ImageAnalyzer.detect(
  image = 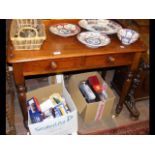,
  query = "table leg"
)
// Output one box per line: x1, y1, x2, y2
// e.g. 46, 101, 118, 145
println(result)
115, 71, 134, 115
124, 74, 140, 120
13, 64, 28, 129
115, 53, 142, 118
17, 84, 28, 129
124, 59, 149, 120
6, 65, 16, 134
